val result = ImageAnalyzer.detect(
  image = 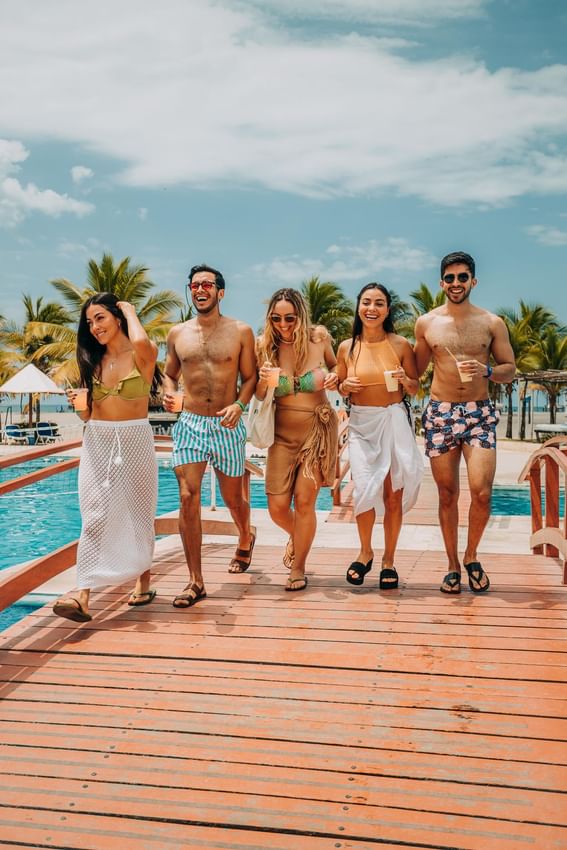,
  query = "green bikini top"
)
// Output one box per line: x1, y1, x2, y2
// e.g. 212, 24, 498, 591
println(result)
274, 366, 328, 397
92, 365, 151, 402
